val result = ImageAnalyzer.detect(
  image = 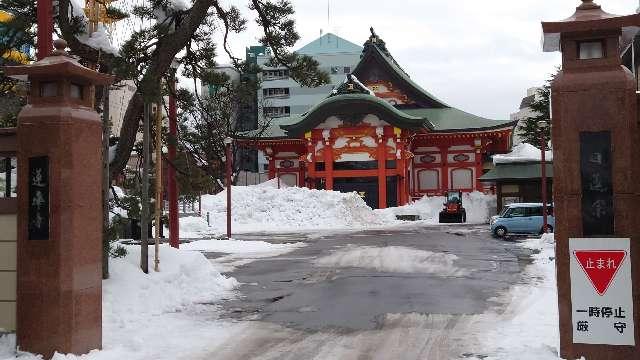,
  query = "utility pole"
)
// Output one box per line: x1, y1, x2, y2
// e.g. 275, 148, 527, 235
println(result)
102, 86, 110, 279
140, 103, 150, 273
538, 120, 549, 233
154, 102, 162, 272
